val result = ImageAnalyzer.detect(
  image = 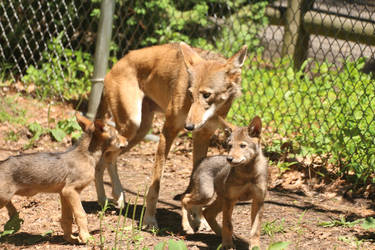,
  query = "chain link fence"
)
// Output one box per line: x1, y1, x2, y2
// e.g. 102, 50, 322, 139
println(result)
1, 0, 375, 187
